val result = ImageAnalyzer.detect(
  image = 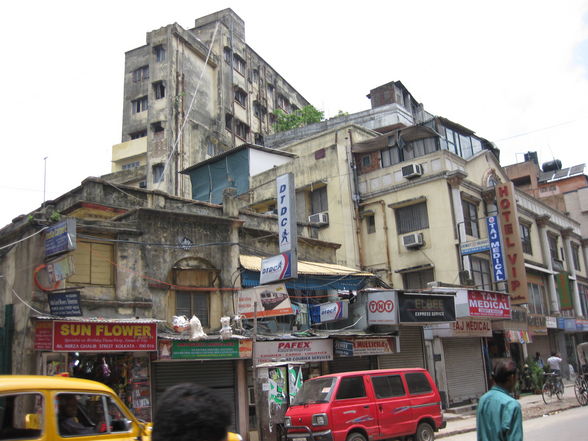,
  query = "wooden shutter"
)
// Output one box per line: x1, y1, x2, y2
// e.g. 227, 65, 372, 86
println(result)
68, 242, 91, 283
91, 243, 113, 285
